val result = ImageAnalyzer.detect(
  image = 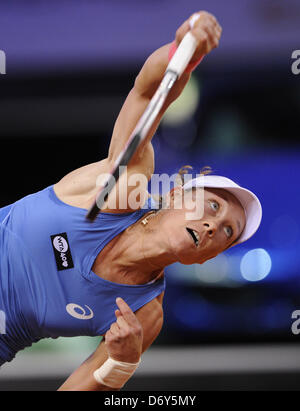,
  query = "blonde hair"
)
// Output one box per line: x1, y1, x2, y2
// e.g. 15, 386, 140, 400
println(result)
176, 165, 213, 186
153, 165, 213, 209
